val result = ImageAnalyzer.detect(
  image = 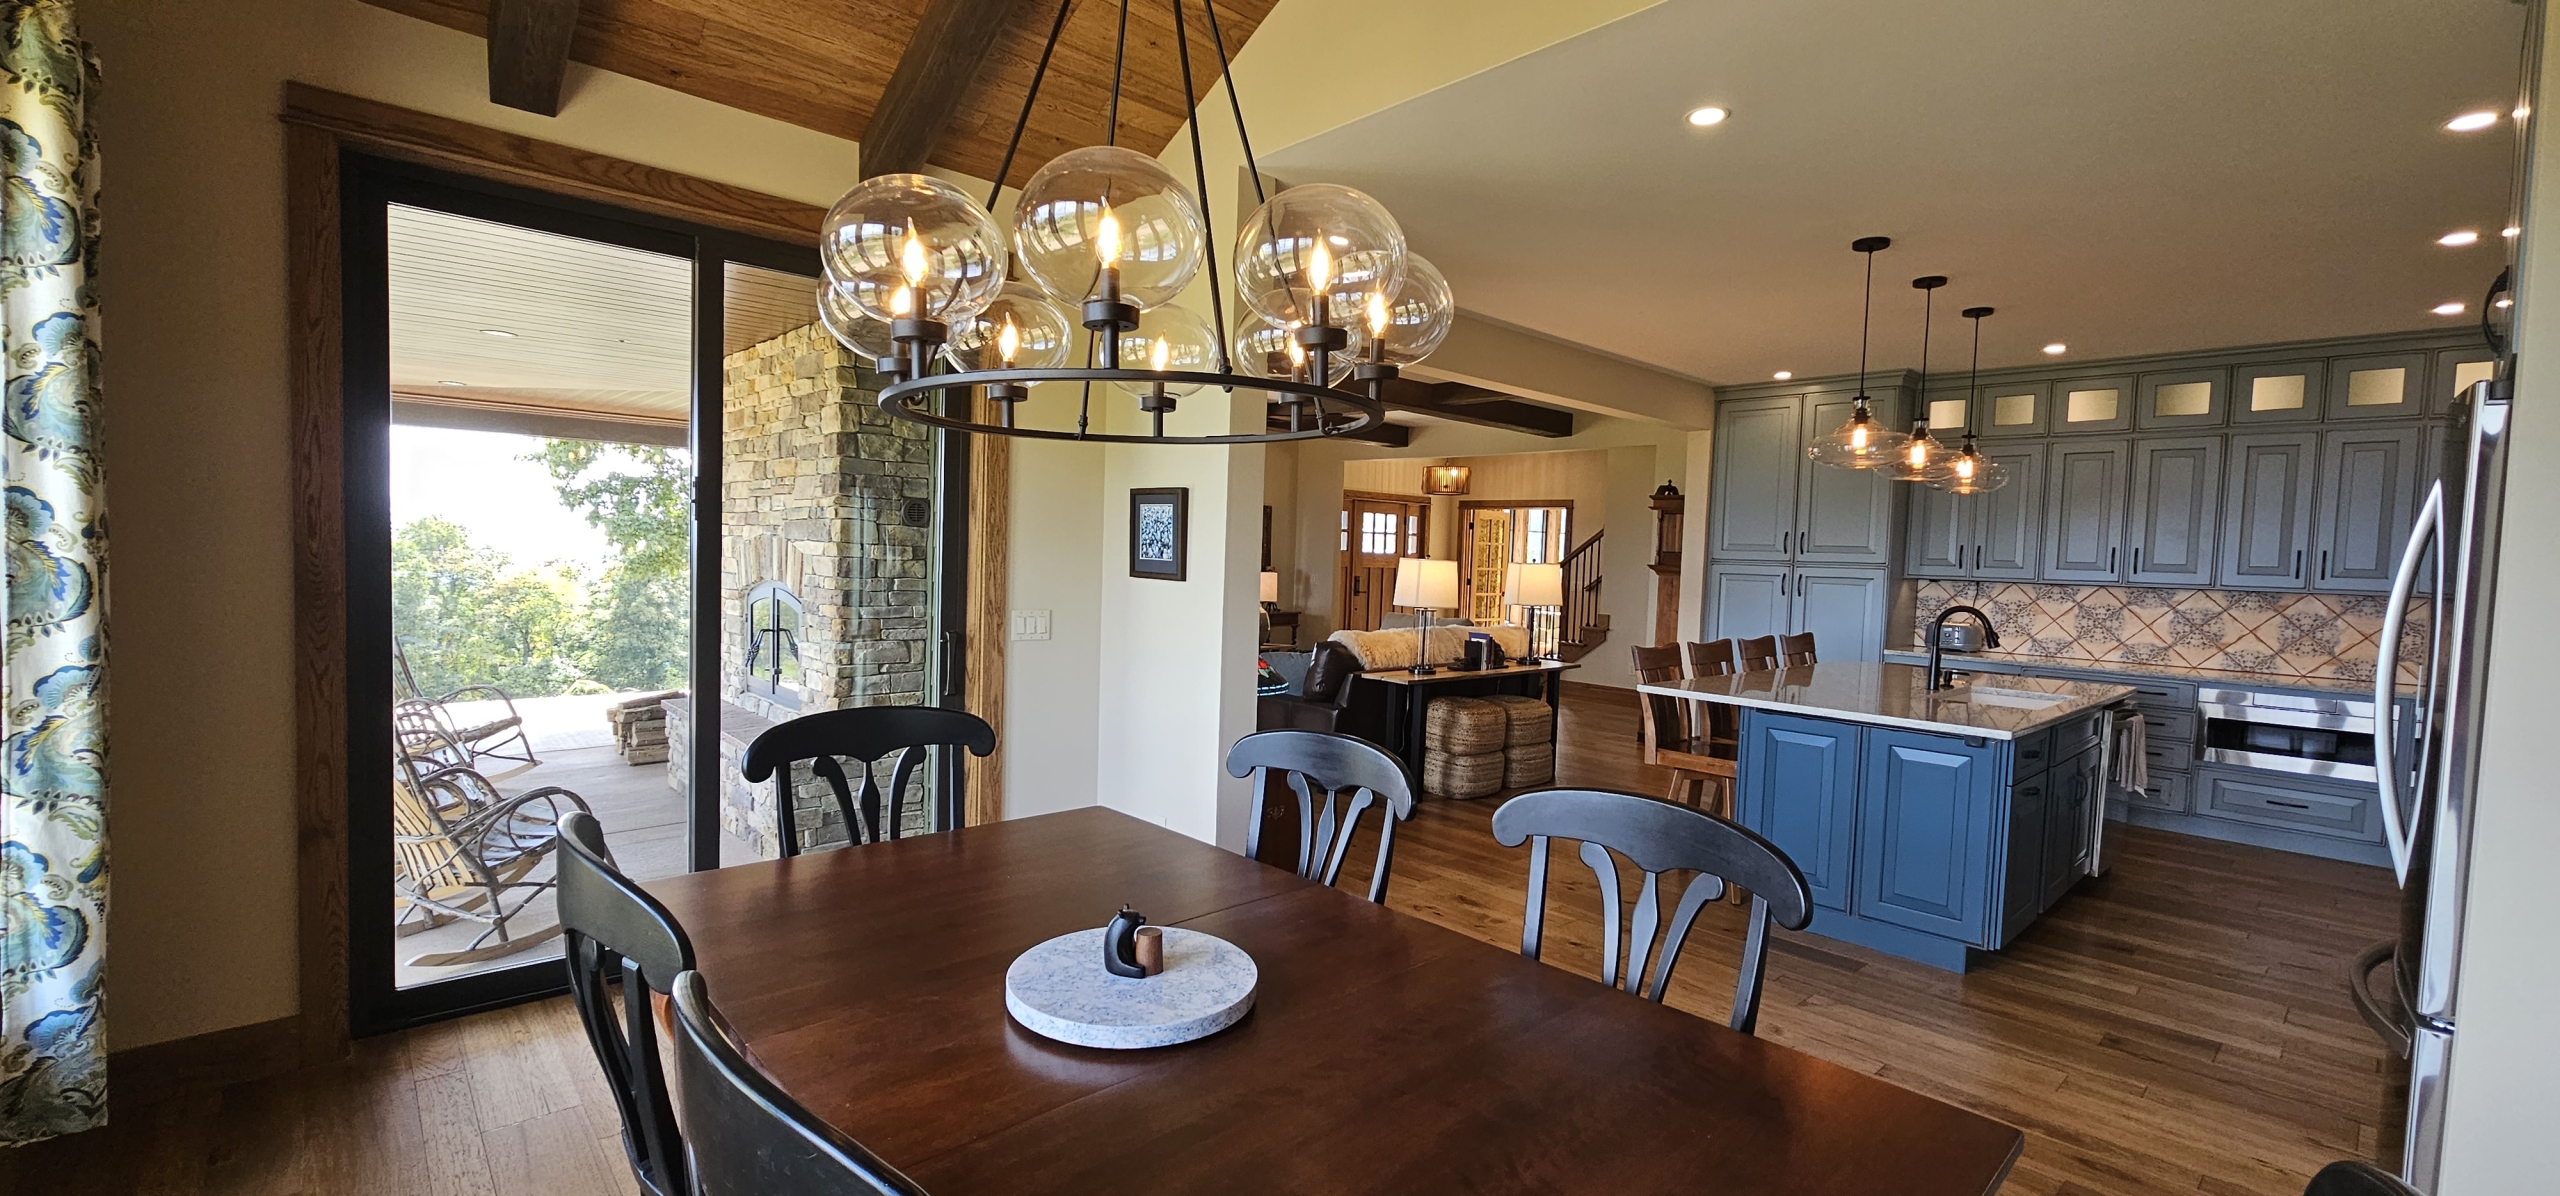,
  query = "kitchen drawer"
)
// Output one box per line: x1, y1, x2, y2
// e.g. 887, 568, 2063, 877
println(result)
2197, 768, 2376, 841
2136, 707, 2197, 744
2012, 728, 2057, 777
2145, 737, 2196, 775
2120, 678, 2199, 709
2122, 770, 2190, 813
2052, 711, 2106, 758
